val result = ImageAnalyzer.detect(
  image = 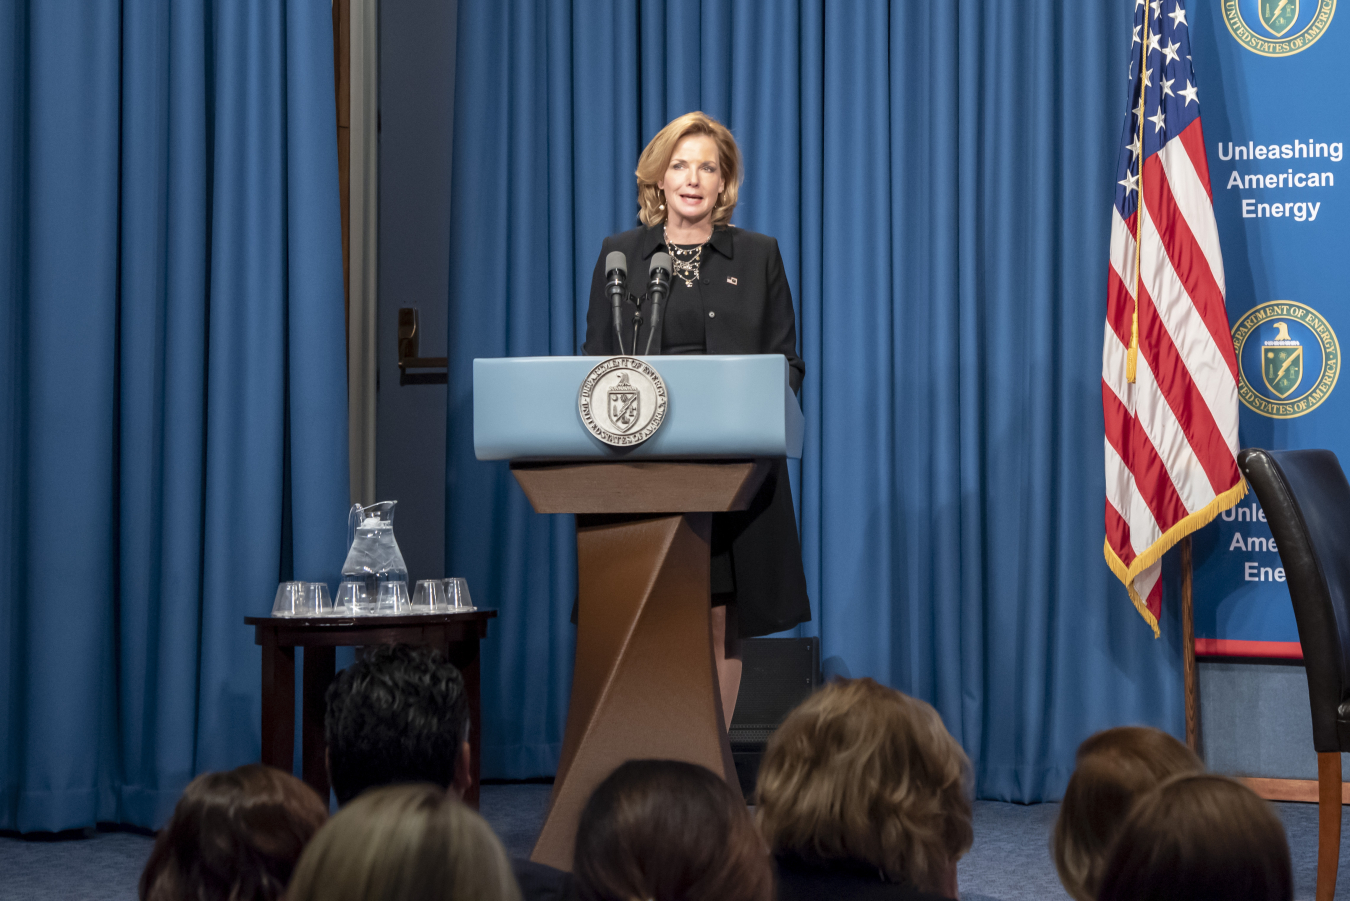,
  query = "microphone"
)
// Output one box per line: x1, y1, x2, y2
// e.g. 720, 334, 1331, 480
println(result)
631, 289, 642, 359
642, 252, 672, 355
605, 251, 628, 355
